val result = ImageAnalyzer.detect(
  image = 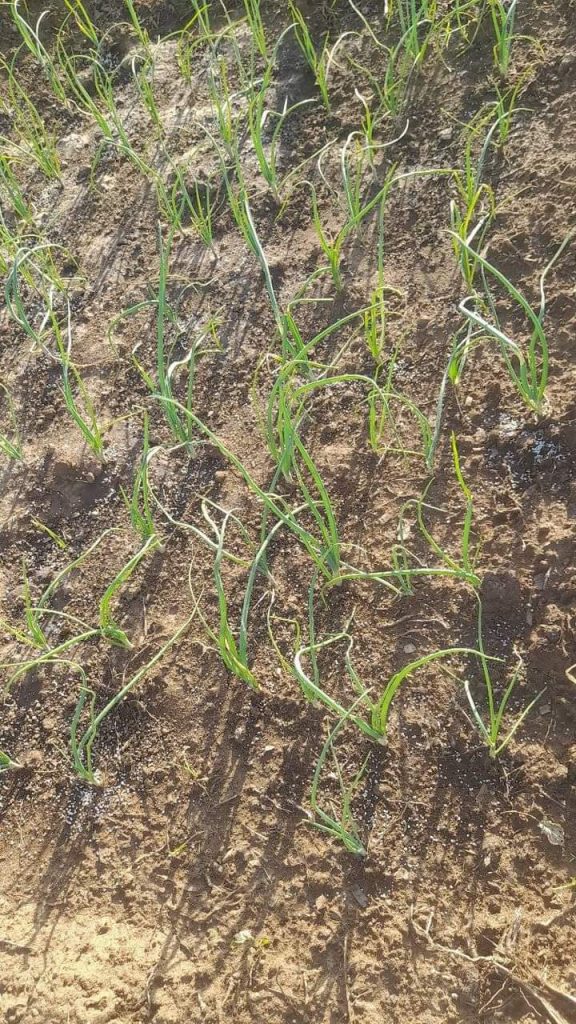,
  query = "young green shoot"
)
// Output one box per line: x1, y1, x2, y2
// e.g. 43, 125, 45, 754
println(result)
70, 611, 195, 782
0, 749, 23, 773
464, 598, 544, 757
288, 2, 332, 110
53, 301, 105, 457
308, 707, 368, 856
